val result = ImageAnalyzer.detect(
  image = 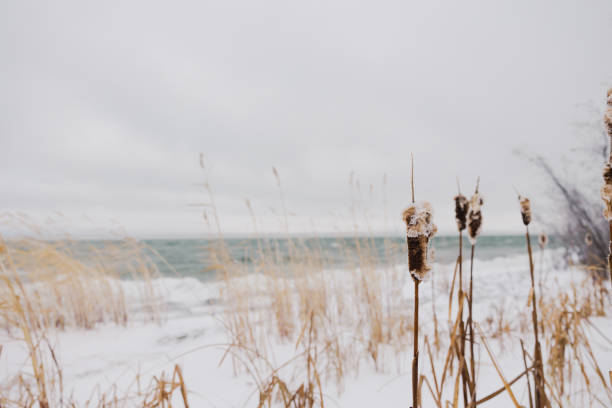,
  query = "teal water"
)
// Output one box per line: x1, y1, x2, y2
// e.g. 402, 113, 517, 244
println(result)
53, 235, 552, 282
137, 234, 551, 281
